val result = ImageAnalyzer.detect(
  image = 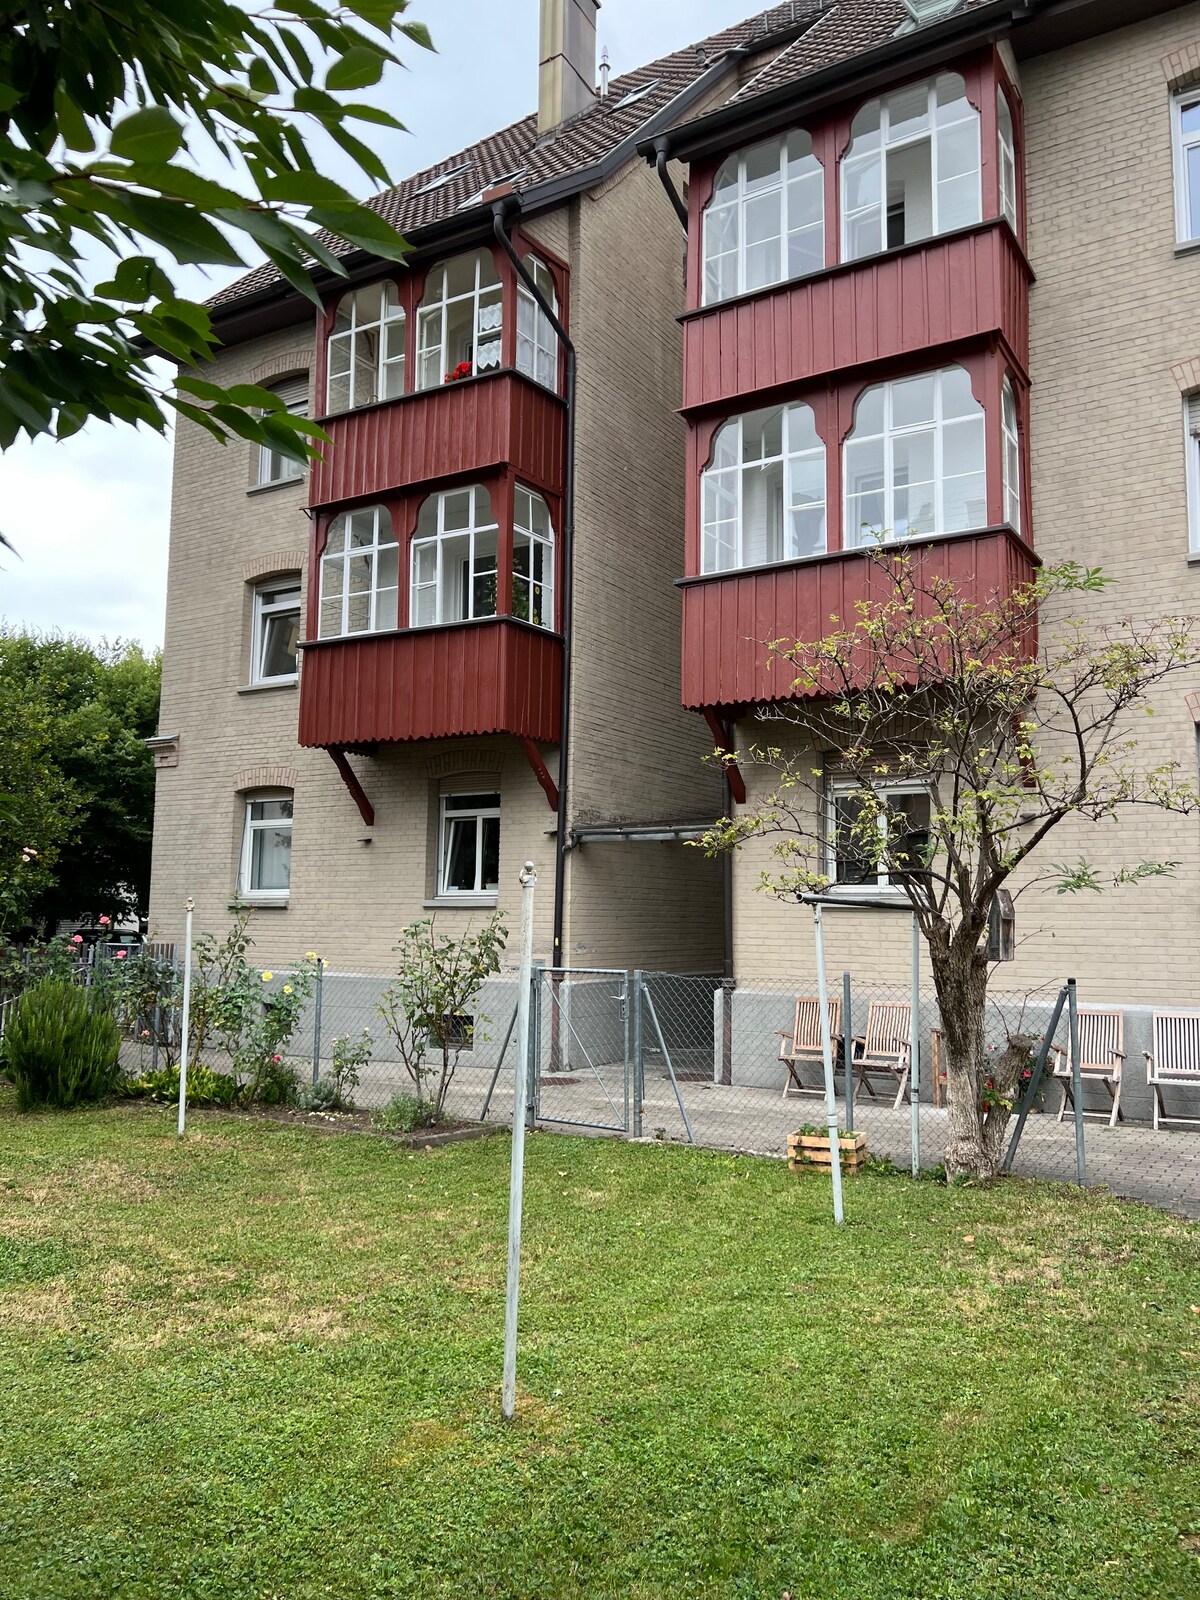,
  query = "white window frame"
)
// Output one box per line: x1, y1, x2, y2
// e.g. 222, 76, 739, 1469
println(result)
516, 256, 559, 392
437, 792, 500, 899
513, 485, 555, 629
1001, 377, 1021, 534
325, 283, 406, 414
238, 794, 293, 904
1186, 393, 1200, 553
410, 485, 499, 628
701, 403, 827, 573
997, 87, 1018, 232
415, 250, 503, 391
317, 505, 399, 639
256, 376, 308, 486
843, 366, 987, 547
1173, 88, 1200, 244
841, 73, 981, 262
250, 580, 301, 685
701, 131, 825, 305
826, 779, 932, 894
